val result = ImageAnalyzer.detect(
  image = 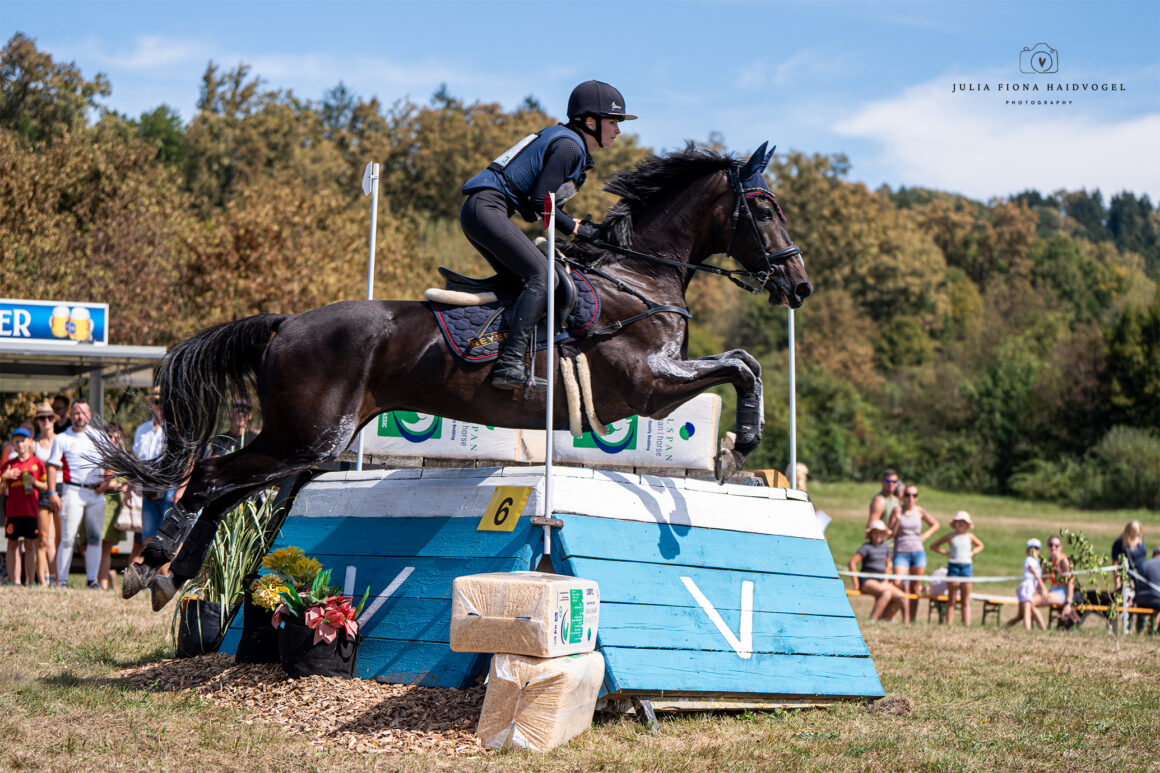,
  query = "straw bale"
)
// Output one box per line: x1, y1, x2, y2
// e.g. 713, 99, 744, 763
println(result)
476, 651, 604, 752
450, 571, 599, 657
